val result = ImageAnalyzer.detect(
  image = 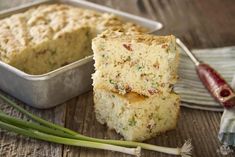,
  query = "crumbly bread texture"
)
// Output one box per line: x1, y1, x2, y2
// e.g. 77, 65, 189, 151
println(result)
92, 30, 179, 97
94, 88, 180, 141
0, 4, 146, 74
